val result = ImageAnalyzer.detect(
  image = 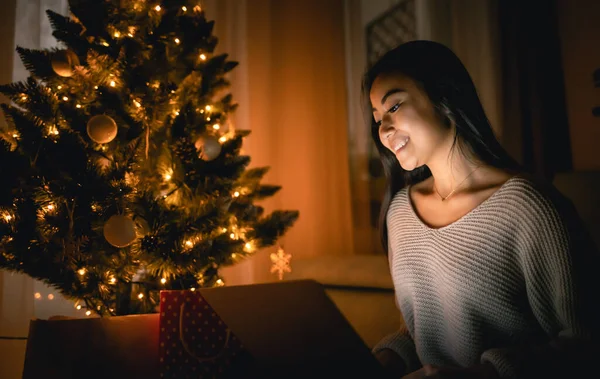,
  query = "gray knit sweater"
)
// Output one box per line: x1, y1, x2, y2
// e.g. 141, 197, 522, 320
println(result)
374, 175, 597, 378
